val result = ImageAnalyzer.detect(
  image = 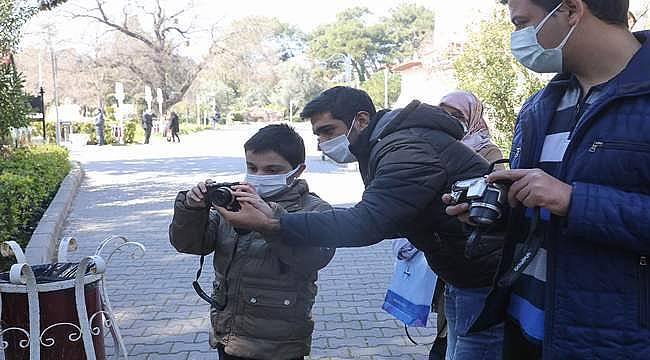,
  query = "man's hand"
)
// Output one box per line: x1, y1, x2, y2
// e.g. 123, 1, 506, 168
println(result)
186, 179, 214, 208
231, 183, 273, 218
216, 202, 280, 235
442, 194, 475, 225
487, 169, 572, 216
